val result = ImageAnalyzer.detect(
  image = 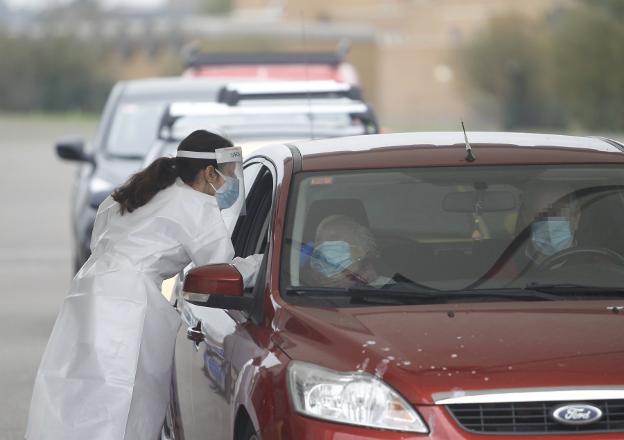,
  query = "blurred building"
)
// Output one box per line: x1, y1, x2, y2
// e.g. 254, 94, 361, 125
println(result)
3, 0, 569, 129
235, 0, 567, 129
